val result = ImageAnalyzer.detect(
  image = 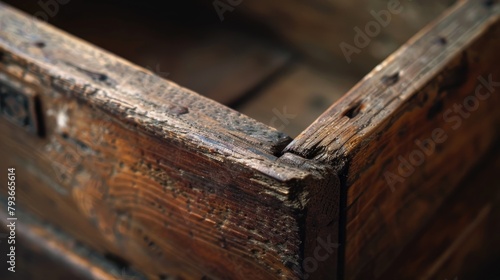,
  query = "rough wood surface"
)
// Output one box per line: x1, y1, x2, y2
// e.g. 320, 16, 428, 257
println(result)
0, 3, 340, 279
285, 1, 500, 279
